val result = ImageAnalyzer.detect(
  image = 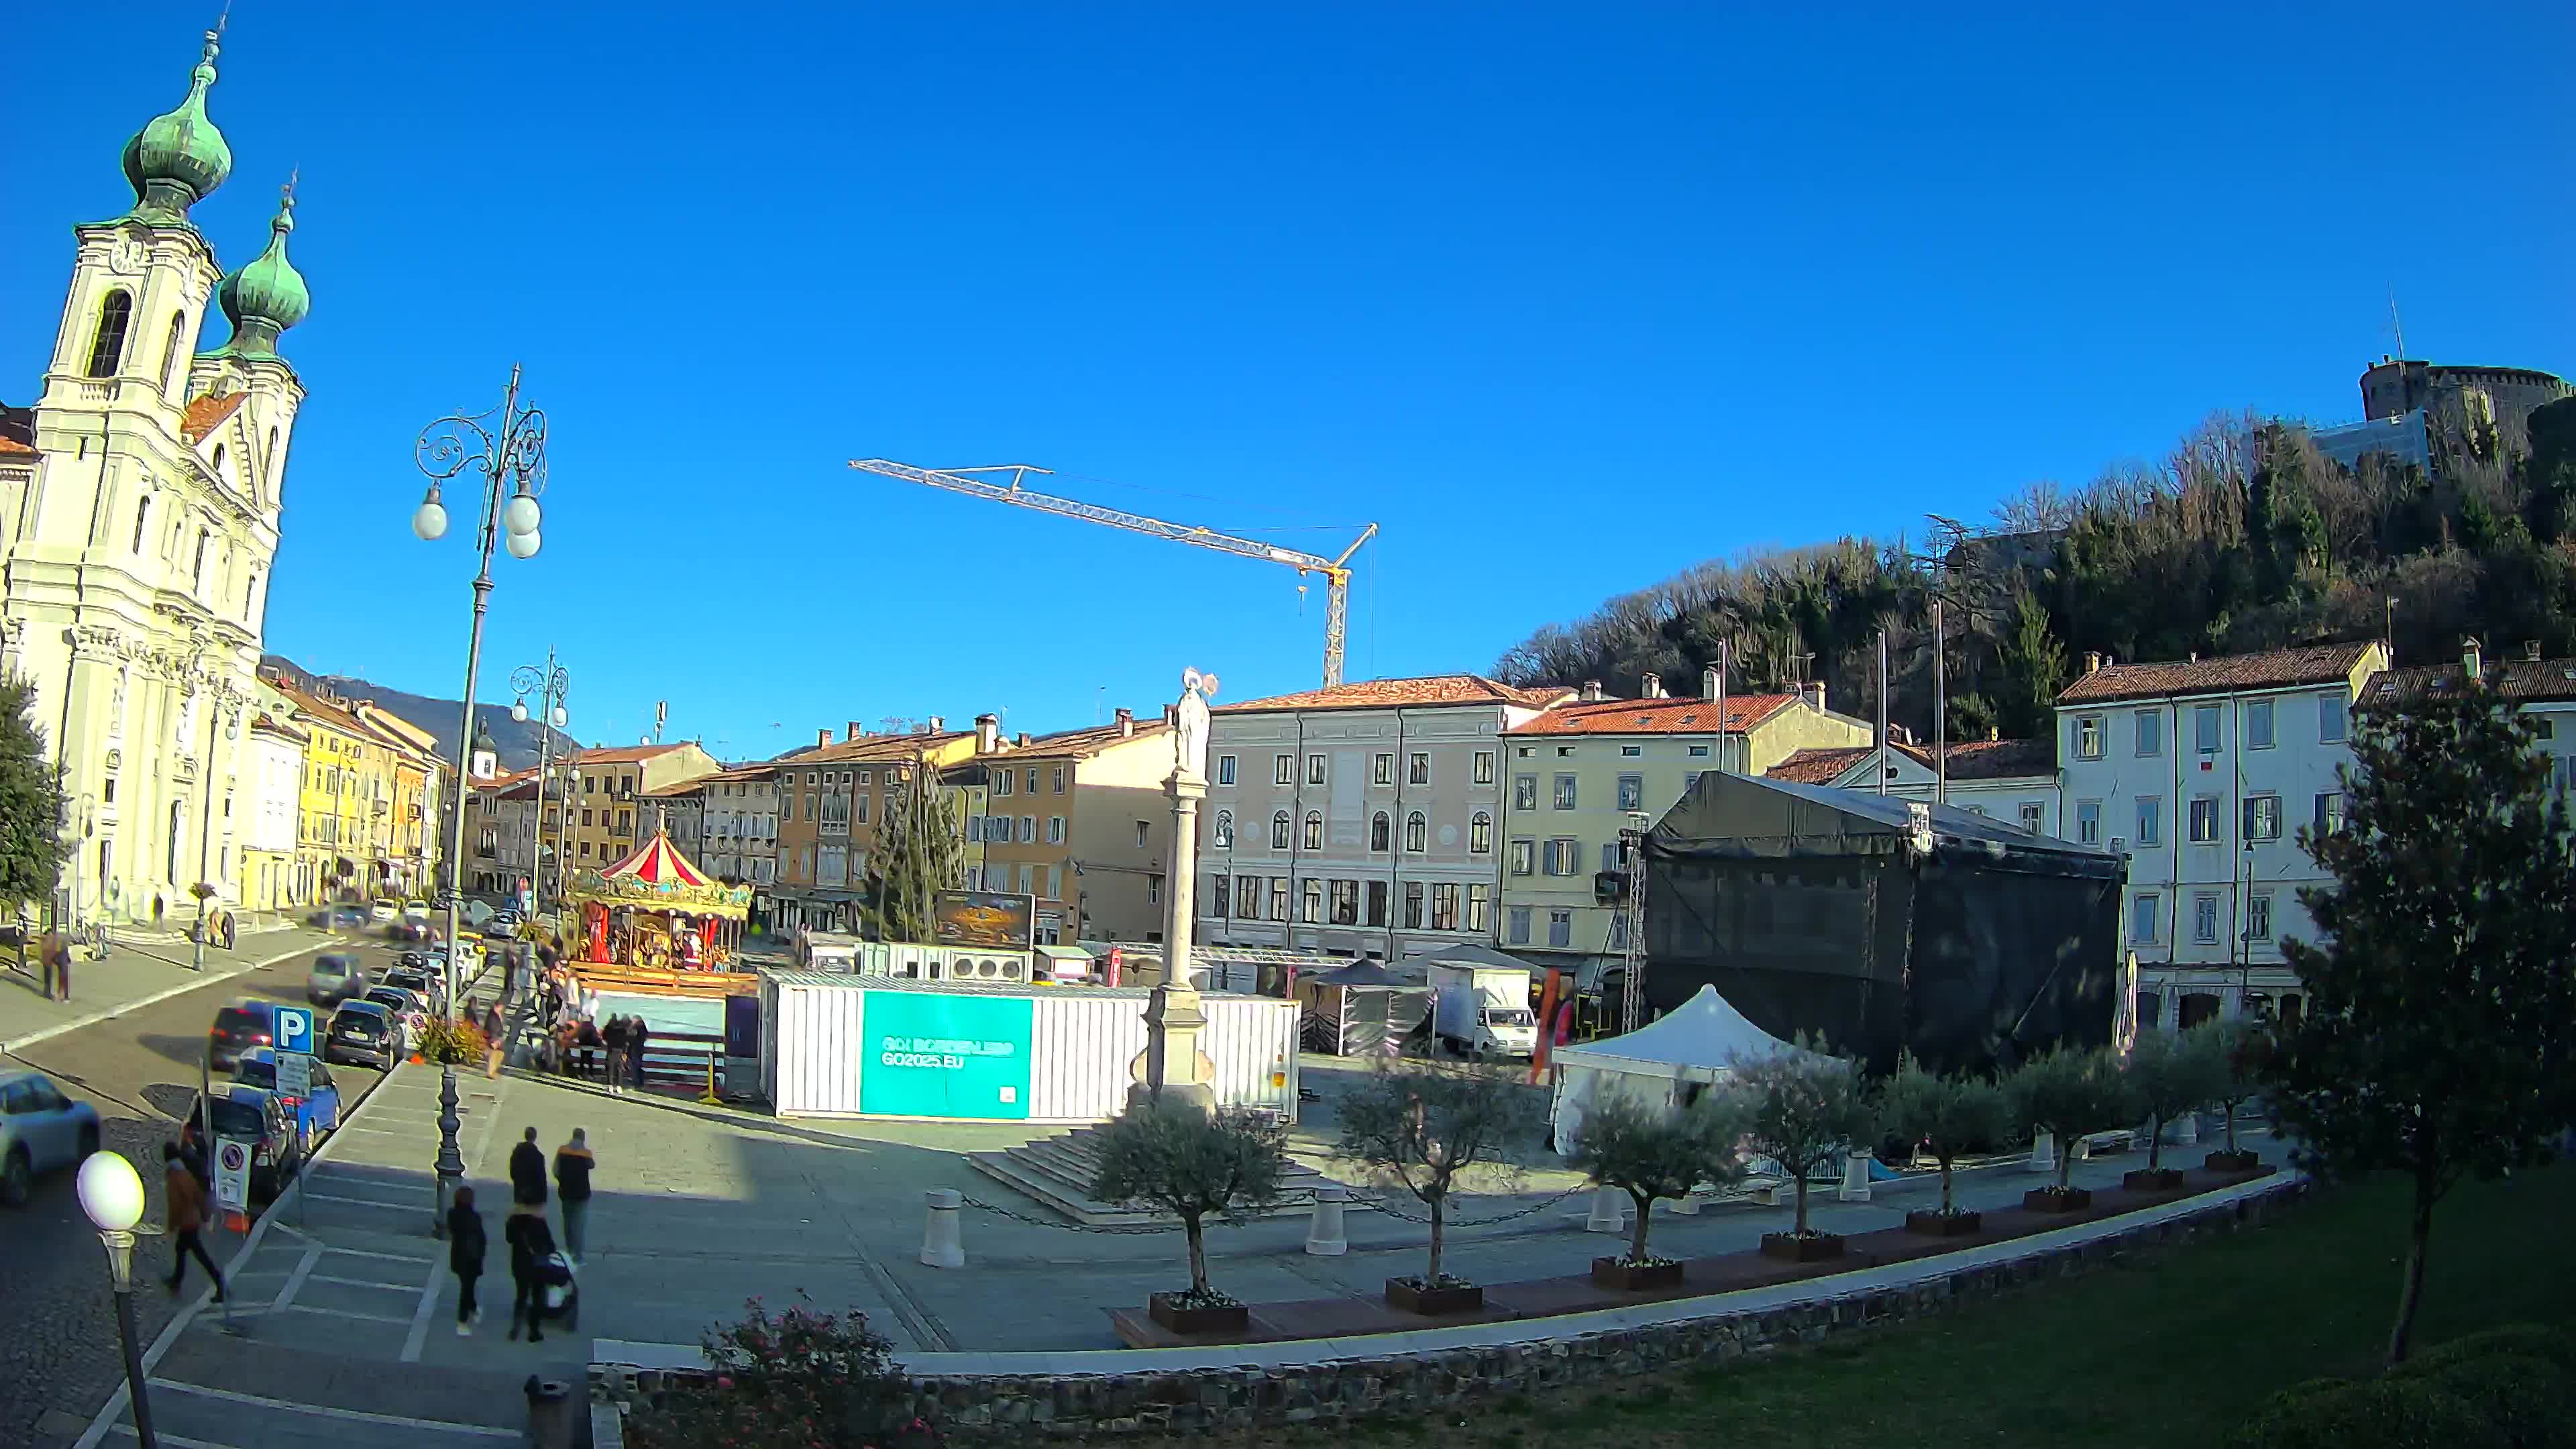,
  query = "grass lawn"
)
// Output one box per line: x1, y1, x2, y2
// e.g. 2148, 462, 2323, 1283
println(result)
1203, 1164, 2574, 1449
